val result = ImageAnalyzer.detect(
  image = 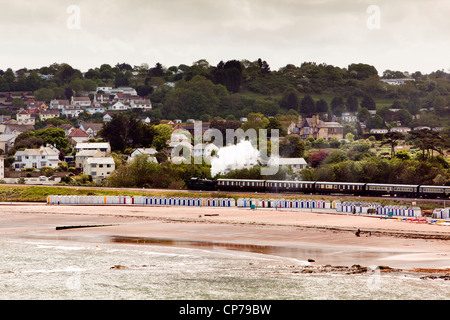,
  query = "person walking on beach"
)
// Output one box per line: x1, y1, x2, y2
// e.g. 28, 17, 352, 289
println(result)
355, 228, 361, 237
353, 207, 356, 214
